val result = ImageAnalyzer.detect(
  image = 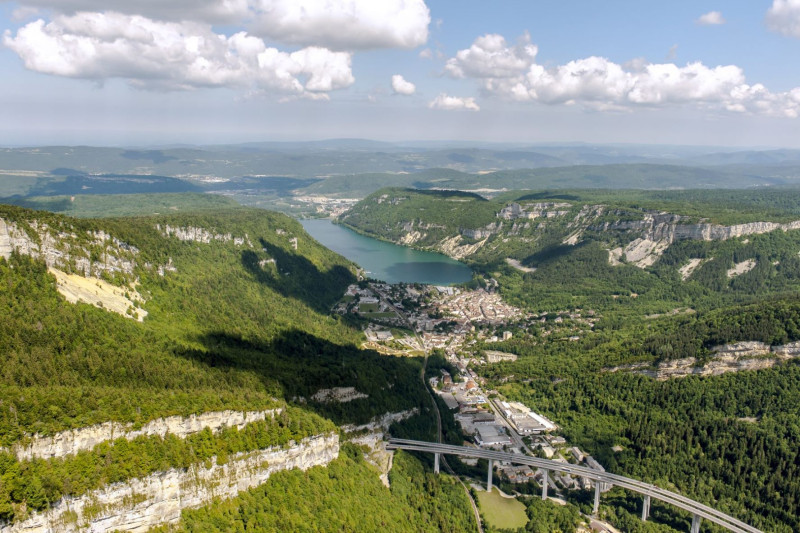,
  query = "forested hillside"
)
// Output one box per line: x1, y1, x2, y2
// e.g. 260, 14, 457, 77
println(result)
341, 187, 800, 532
341, 187, 800, 314
0, 204, 473, 530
